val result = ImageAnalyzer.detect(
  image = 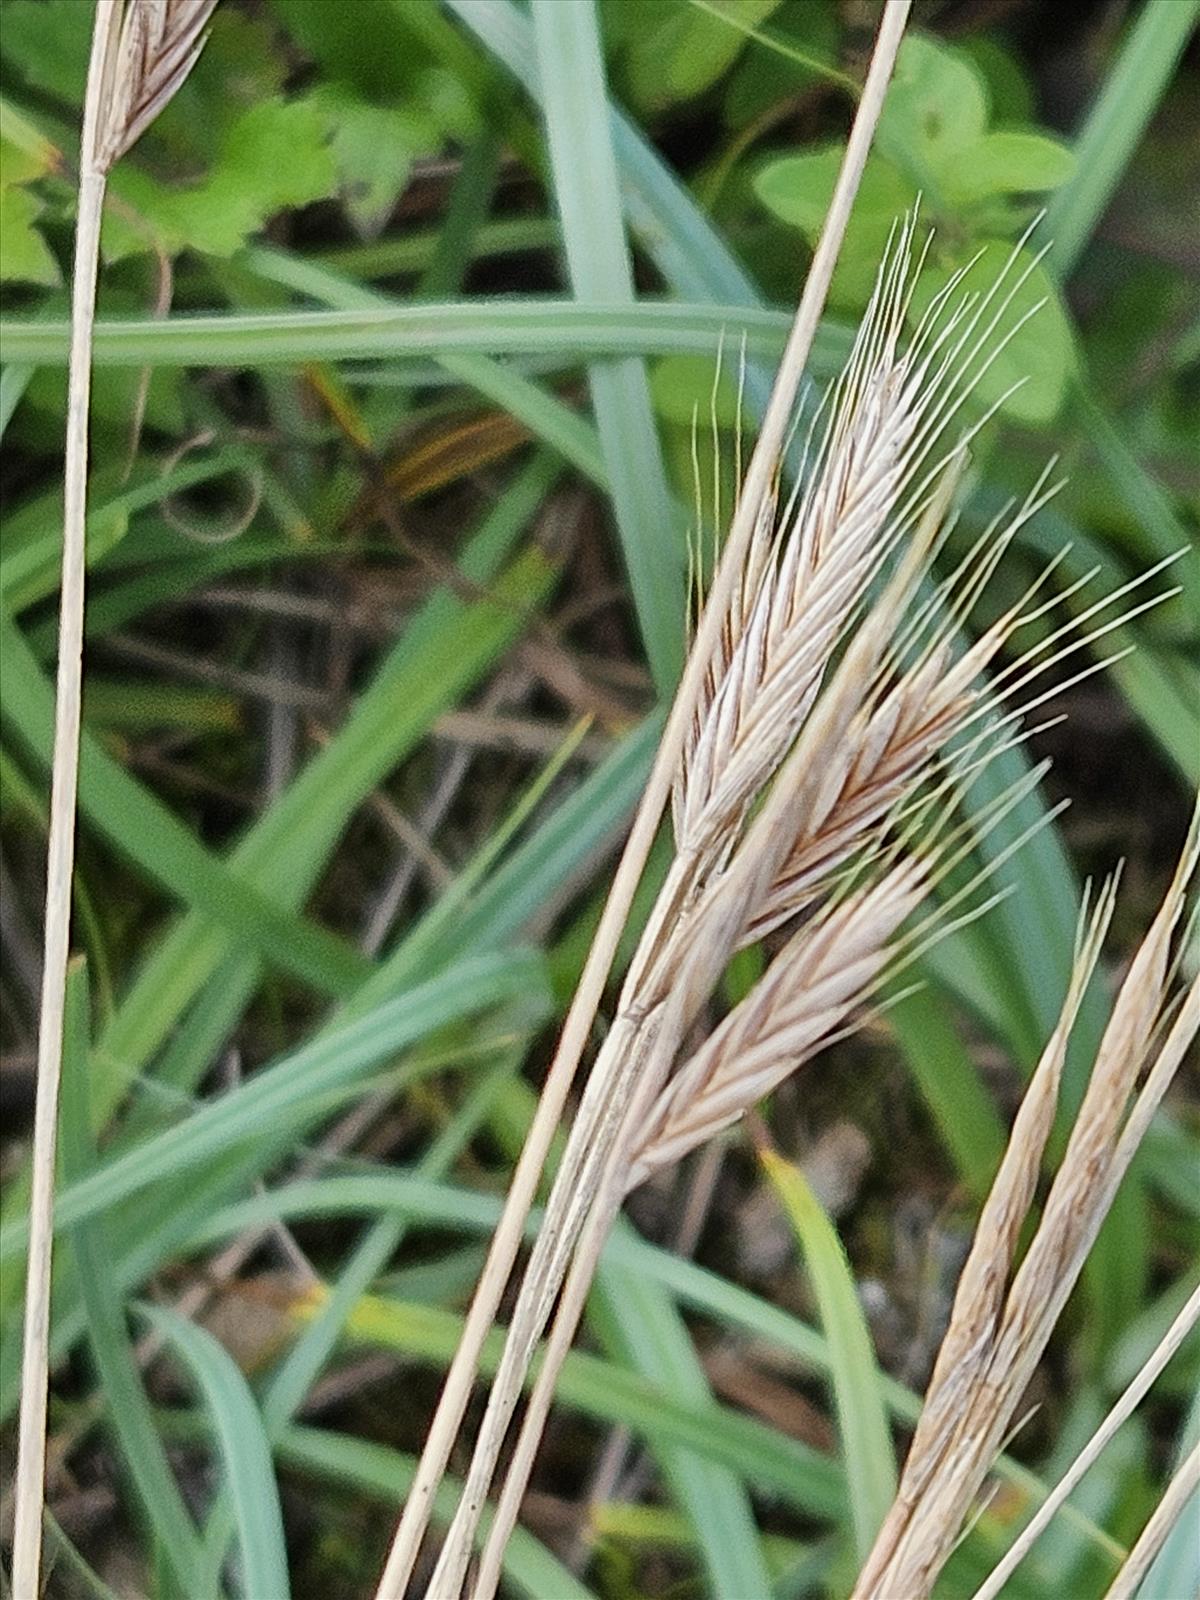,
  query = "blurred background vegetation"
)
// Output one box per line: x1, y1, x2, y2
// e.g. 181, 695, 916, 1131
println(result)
0, 1, 1196, 1596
